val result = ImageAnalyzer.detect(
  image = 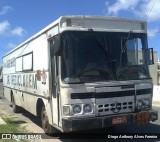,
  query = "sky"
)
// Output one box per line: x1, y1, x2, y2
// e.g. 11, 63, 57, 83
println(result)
0, 0, 160, 65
